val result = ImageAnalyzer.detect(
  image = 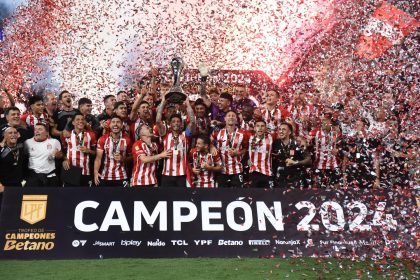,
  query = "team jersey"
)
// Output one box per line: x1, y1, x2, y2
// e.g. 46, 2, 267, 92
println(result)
20, 112, 49, 130
212, 128, 249, 175
240, 119, 255, 131
97, 133, 131, 181
131, 139, 159, 186
287, 103, 319, 136
189, 147, 222, 188
248, 133, 275, 176
161, 130, 191, 176
260, 106, 291, 133
62, 130, 97, 175
309, 128, 341, 170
